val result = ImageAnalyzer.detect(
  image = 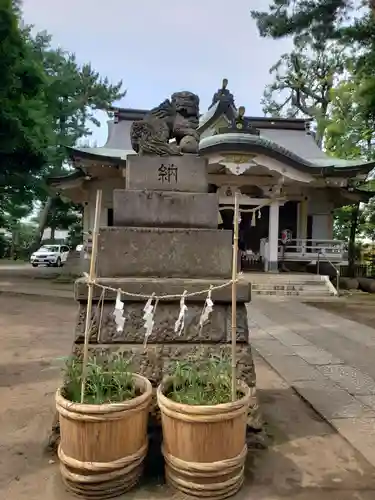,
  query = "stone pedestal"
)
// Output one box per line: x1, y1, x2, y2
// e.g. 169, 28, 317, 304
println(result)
48, 155, 259, 454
